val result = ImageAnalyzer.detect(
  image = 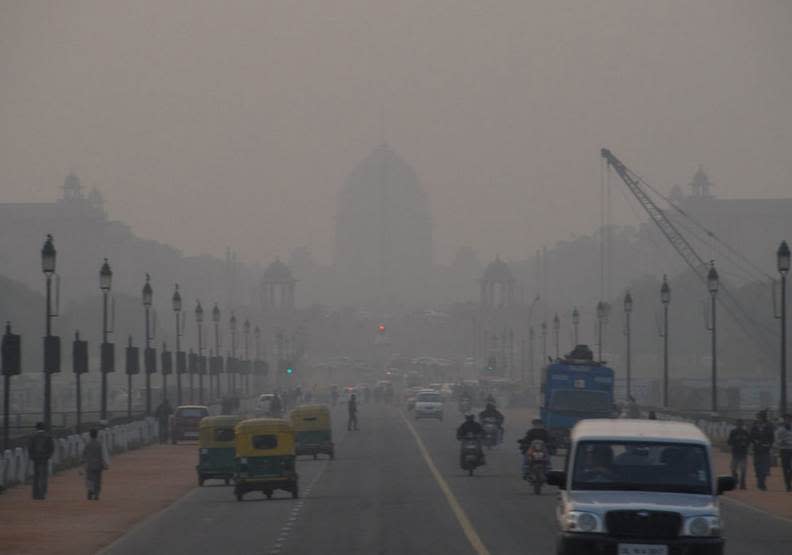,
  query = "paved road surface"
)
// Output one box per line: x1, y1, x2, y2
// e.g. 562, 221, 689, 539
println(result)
102, 404, 792, 555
